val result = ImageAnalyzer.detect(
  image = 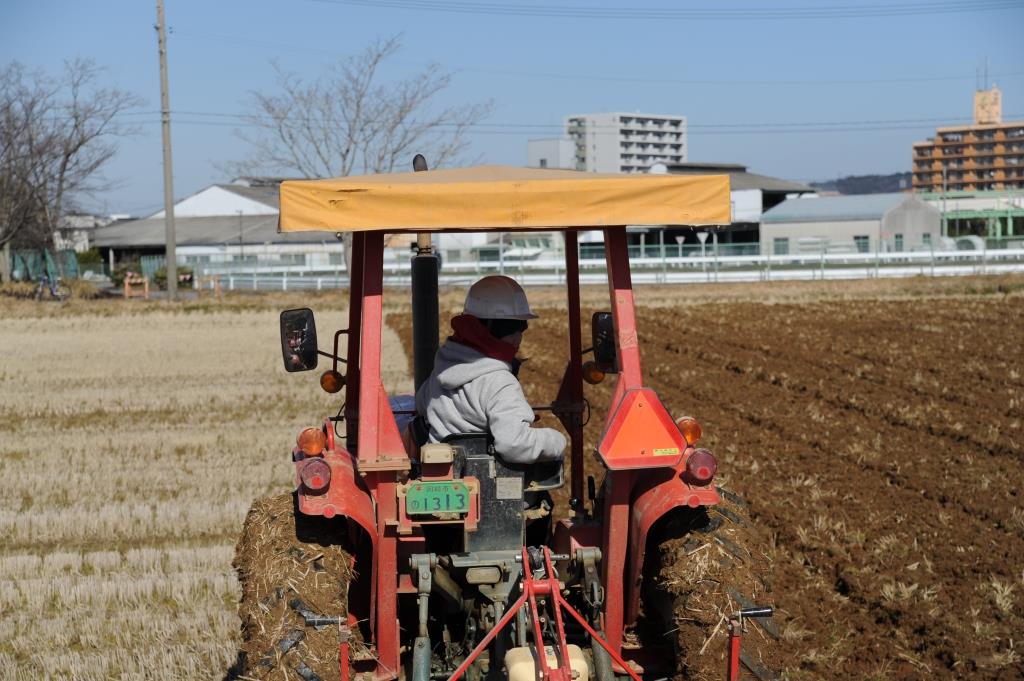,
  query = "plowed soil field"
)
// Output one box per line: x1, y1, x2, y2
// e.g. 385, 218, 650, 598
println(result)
396, 278, 1024, 680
